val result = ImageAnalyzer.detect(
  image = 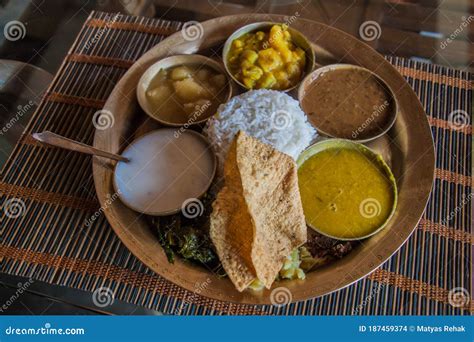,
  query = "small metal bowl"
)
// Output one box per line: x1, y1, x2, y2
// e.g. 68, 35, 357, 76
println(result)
112, 128, 217, 216
297, 138, 398, 241
297, 64, 399, 143
137, 54, 232, 127
222, 22, 315, 92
